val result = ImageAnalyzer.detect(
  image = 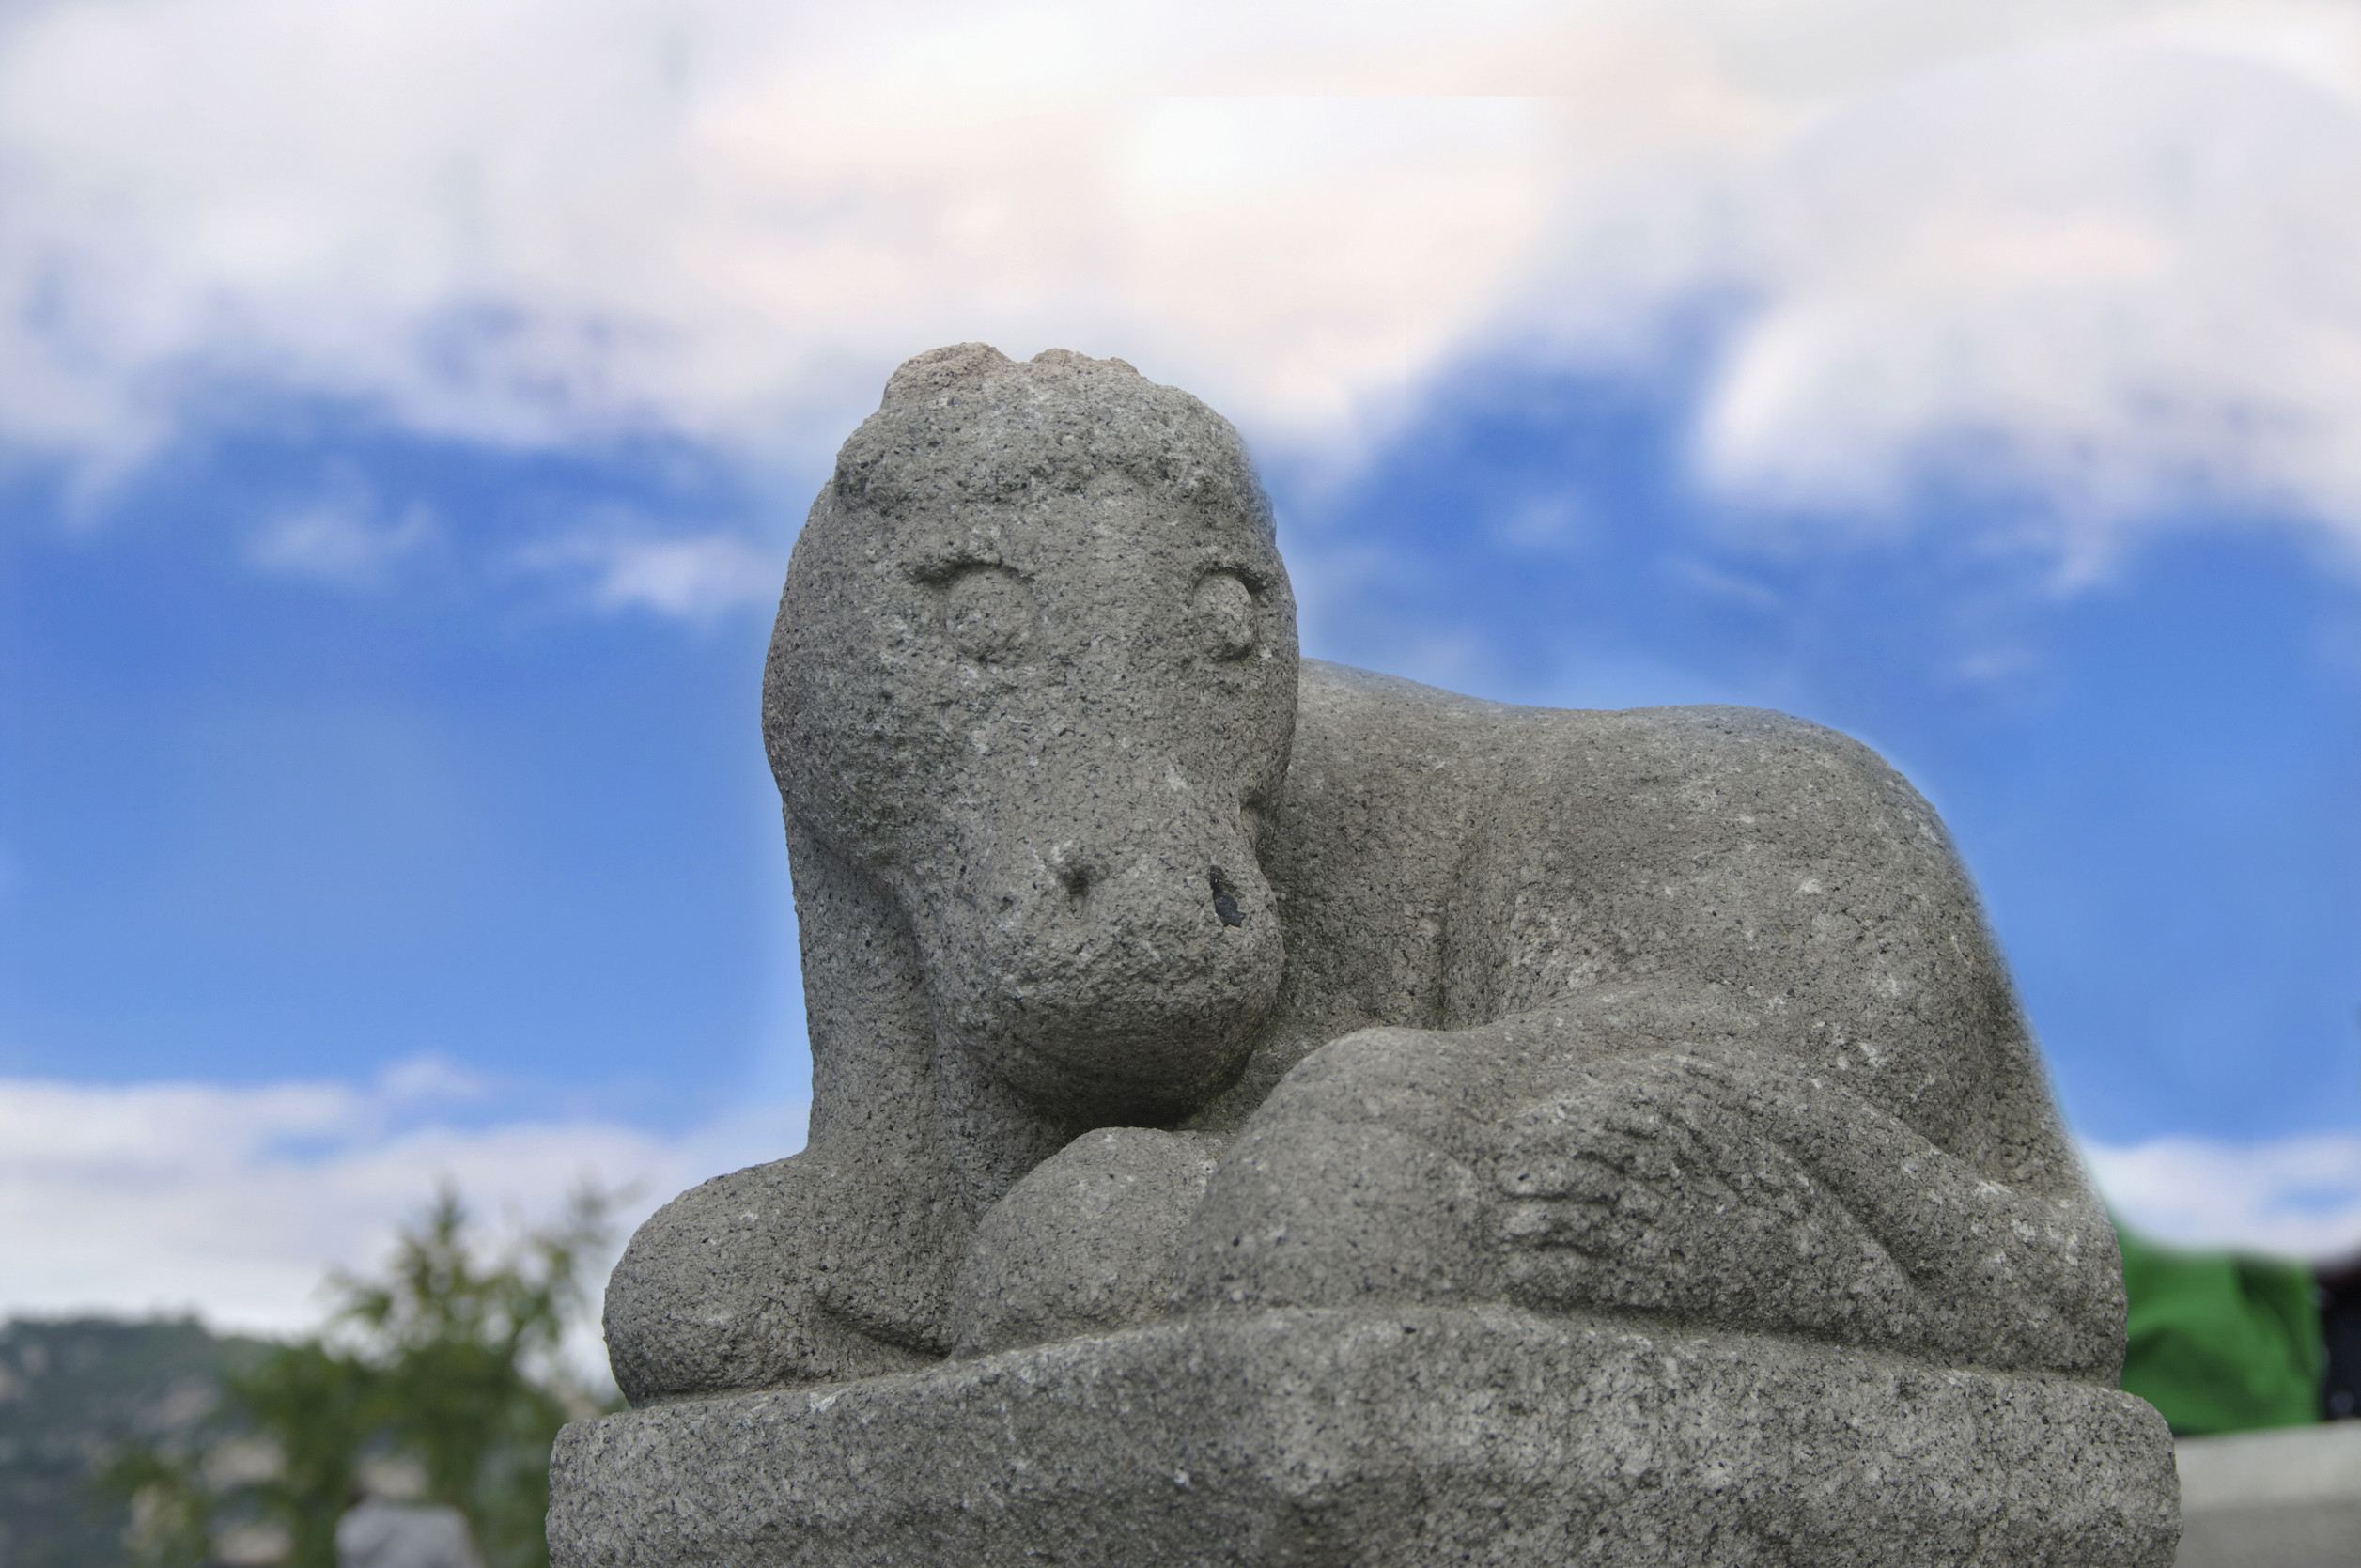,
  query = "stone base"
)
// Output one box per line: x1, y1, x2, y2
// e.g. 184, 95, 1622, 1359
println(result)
548, 1307, 2179, 1567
